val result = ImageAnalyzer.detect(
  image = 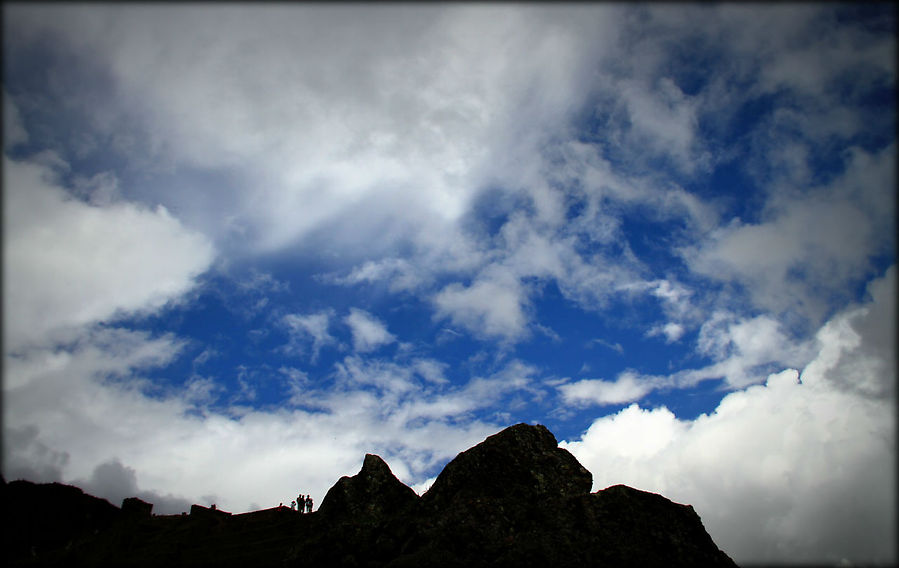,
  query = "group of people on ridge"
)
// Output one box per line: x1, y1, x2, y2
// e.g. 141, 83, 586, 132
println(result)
287, 493, 313, 513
